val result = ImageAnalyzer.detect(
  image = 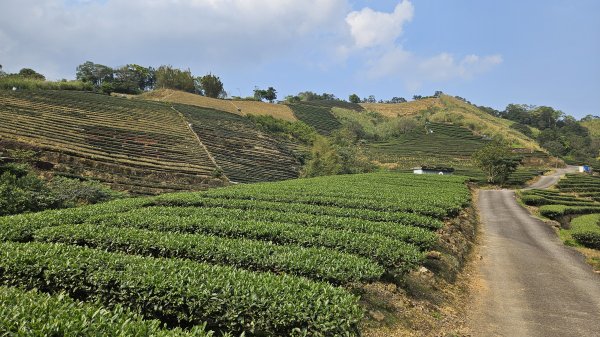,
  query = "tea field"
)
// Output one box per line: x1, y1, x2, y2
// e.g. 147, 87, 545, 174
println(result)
0, 172, 470, 336
520, 173, 600, 249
